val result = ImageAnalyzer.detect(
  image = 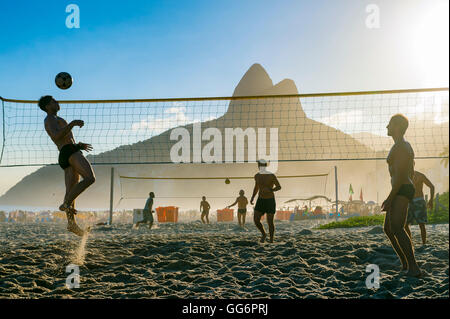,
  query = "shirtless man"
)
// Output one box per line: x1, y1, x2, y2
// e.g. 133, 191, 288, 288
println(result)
38, 96, 96, 236
250, 159, 281, 243
200, 196, 210, 224
382, 114, 421, 277
405, 163, 434, 246
227, 190, 249, 227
